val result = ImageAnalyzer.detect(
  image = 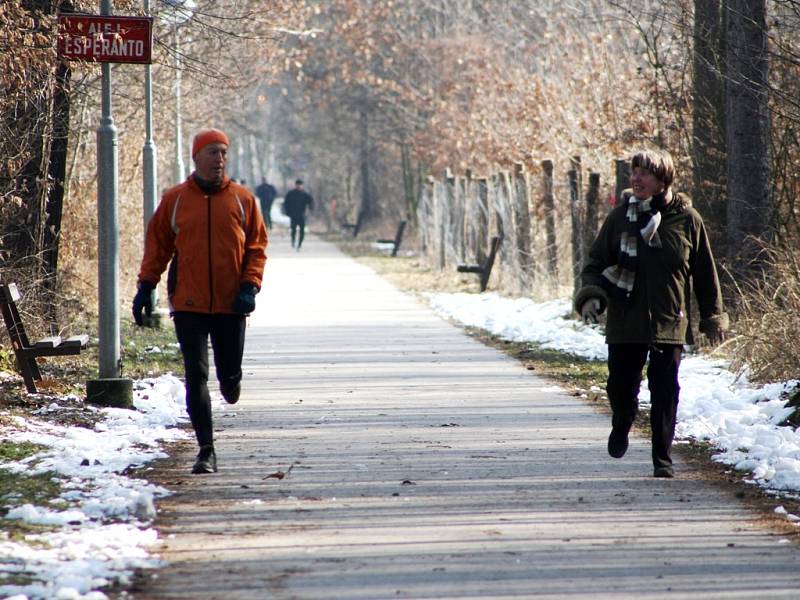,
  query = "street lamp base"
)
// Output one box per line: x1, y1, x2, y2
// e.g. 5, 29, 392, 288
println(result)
86, 378, 134, 408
